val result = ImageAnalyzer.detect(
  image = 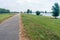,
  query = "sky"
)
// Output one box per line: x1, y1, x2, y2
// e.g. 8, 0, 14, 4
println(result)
0, 0, 60, 12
